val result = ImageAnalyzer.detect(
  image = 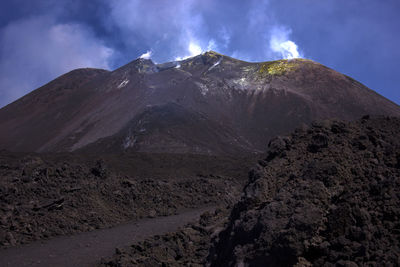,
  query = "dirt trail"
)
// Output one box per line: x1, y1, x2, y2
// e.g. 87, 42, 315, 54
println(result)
0, 207, 214, 267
